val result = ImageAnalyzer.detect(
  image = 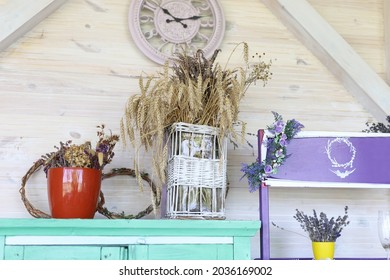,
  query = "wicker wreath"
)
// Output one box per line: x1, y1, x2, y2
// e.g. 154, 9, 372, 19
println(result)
19, 160, 160, 219
97, 168, 160, 219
